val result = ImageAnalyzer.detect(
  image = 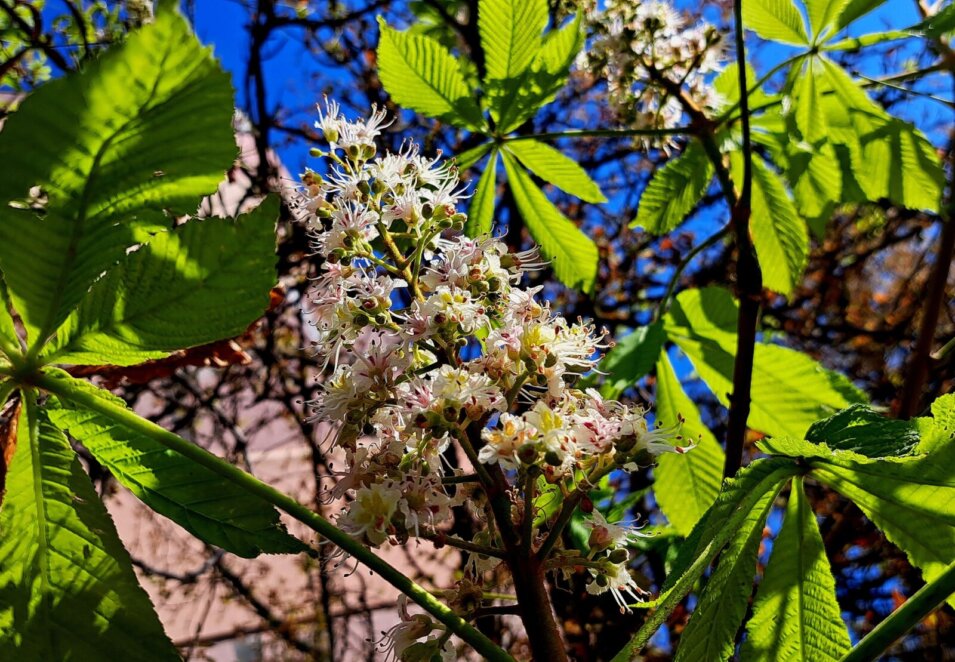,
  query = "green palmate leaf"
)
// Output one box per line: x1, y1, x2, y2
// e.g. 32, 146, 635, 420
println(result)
788, 142, 842, 238
741, 478, 851, 662
376, 18, 484, 131
917, 393, 955, 455
835, 0, 887, 30
464, 152, 498, 237
598, 320, 666, 400
631, 141, 713, 234
664, 287, 866, 438
917, 2, 955, 39
0, 280, 17, 348
505, 139, 606, 203
540, 12, 584, 74
455, 142, 493, 170
0, 394, 177, 660
500, 151, 597, 293
730, 152, 808, 296
761, 397, 955, 610
805, 404, 920, 458
45, 371, 305, 558
819, 58, 943, 212
494, 12, 585, 133
479, 0, 547, 125
0, 9, 236, 350
42, 198, 279, 367
805, 0, 852, 39
743, 0, 810, 45
610, 459, 799, 661
791, 56, 827, 144
479, 0, 546, 83
674, 488, 775, 662
653, 353, 725, 537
